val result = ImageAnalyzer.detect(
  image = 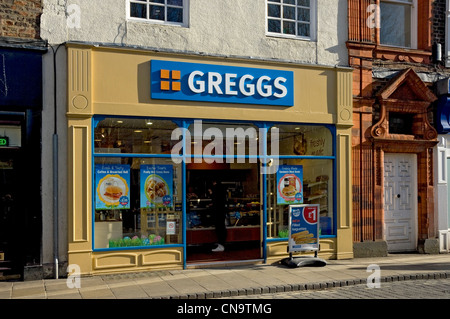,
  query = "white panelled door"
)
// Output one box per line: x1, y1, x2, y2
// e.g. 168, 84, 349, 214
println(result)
383, 153, 418, 252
